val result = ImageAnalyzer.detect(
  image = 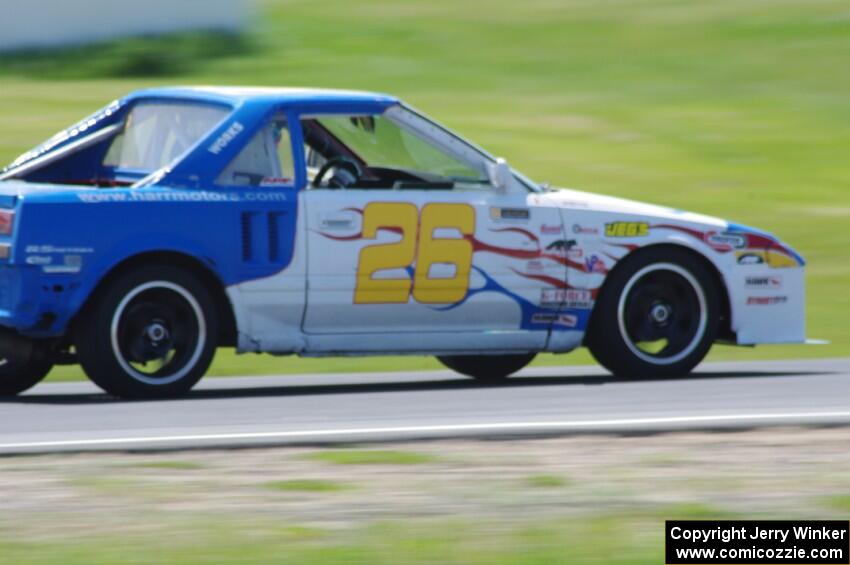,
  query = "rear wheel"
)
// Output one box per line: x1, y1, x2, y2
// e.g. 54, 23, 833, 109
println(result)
0, 334, 53, 396
437, 353, 536, 381
77, 265, 218, 399
586, 247, 719, 378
